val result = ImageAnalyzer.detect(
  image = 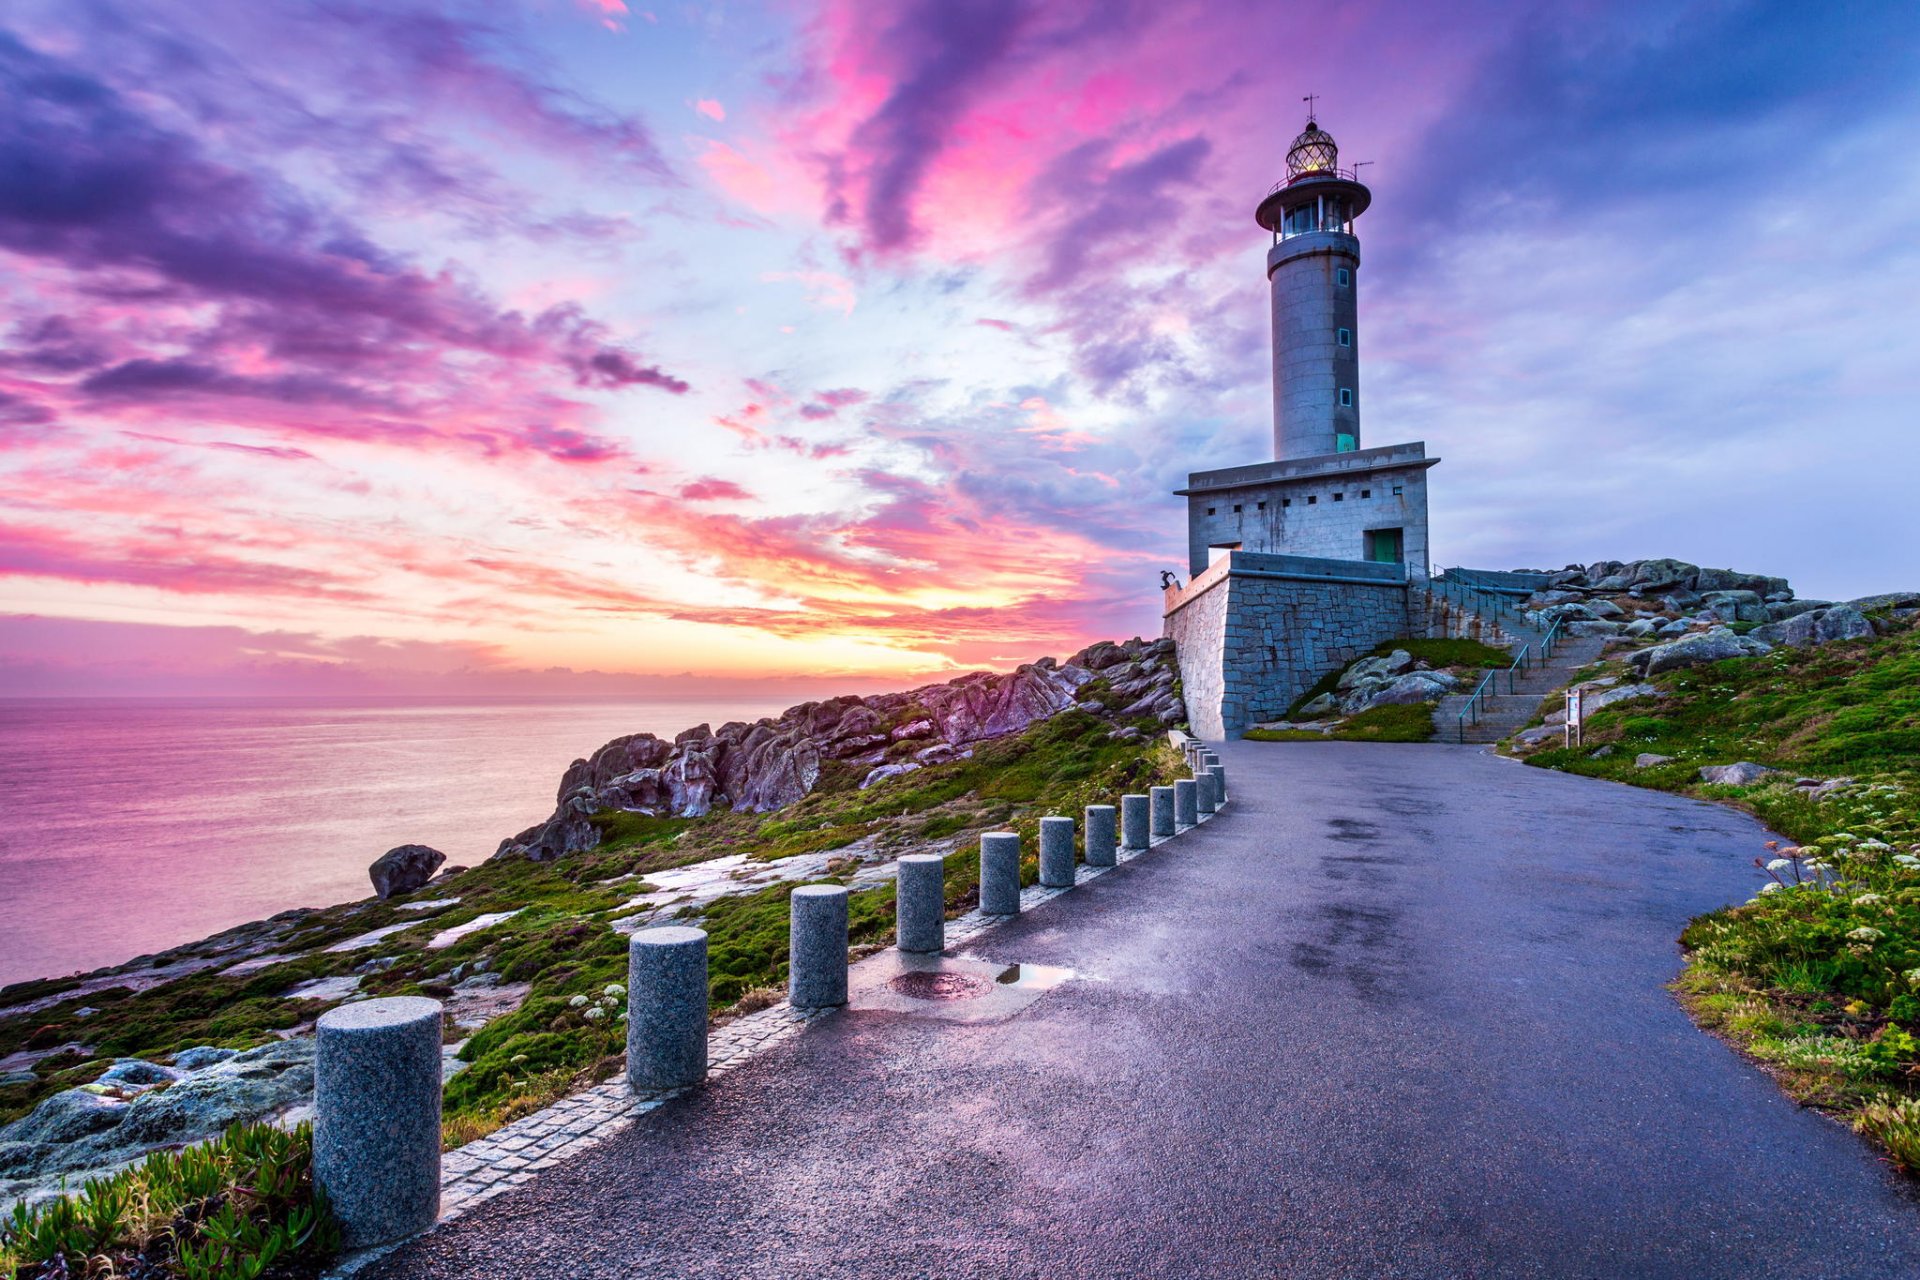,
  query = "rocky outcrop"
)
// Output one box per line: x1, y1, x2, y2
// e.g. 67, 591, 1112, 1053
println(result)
1752, 600, 1885, 649
1328, 649, 1458, 714
369, 844, 446, 898
1508, 562, 1916, 659
0, 1040, 314, 1189
1699, 762, 1781, 786
1624, 627, 1772, 677
497, 637, 1184, 861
